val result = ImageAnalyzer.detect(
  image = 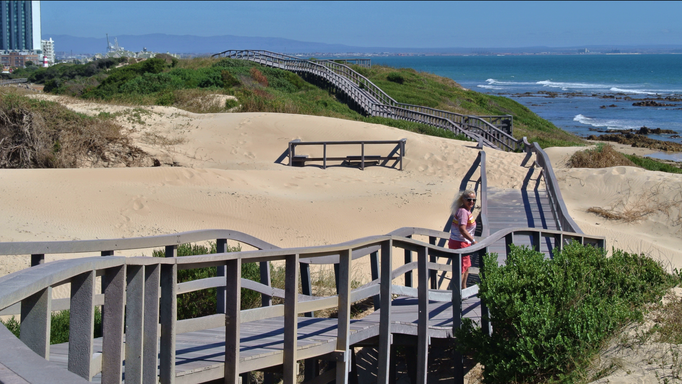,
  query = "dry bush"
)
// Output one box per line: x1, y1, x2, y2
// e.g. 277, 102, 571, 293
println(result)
140, 132, 186, 146
250, 68, 268, 87
568, 143, 636, 168
587, 182, 682, 225
0, 92, 148, 168
171, 89, 230, 113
